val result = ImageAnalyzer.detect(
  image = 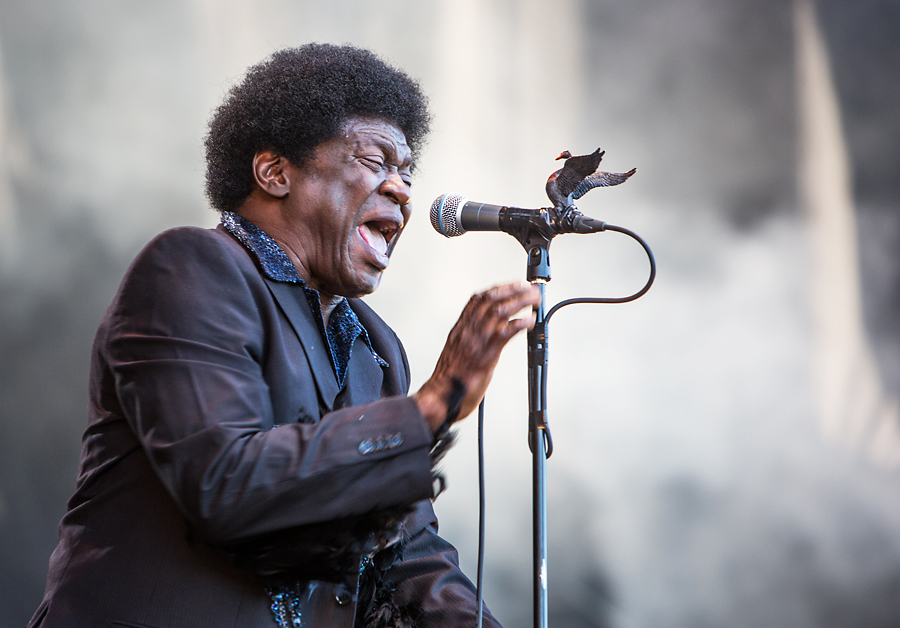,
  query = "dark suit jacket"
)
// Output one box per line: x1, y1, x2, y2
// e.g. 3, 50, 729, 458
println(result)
30, 224, 499, 628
